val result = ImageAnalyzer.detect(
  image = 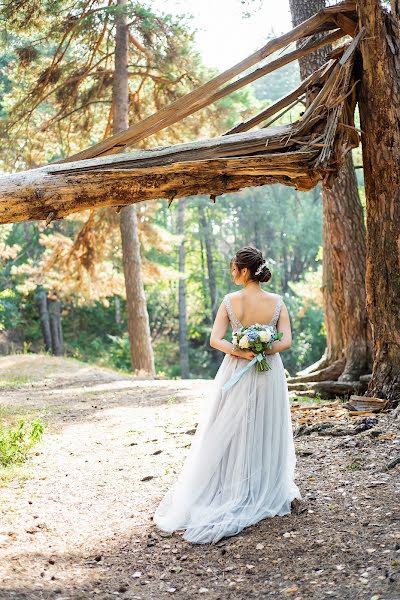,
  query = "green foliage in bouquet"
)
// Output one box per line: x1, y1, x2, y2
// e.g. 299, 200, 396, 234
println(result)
232, 324, 283, 372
